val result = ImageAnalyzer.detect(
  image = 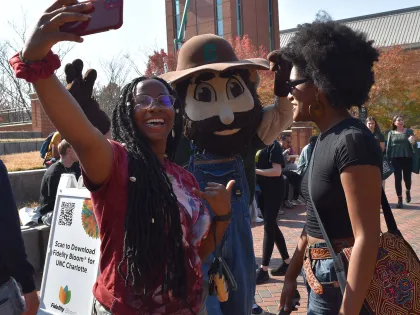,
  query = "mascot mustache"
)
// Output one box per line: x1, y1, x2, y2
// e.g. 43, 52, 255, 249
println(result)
184, 105, 263, 156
